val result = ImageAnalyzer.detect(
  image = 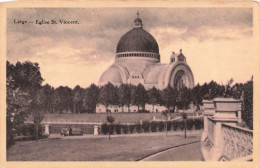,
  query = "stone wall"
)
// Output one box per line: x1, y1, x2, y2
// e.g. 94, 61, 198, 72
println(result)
220, 123, 253, 161
201, 98, 253, 161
